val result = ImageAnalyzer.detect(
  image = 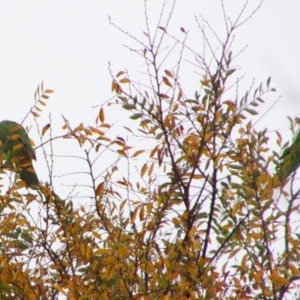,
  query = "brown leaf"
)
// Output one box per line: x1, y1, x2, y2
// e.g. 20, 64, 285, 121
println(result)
162, 77, 172, 88
95, 182, 104, 196
164, 70, 173, 78
42, 124, 50, 136
99, 108, 105, 123
141, 163, 147, 177
32, 111, 40, 118
116, 71, 125, 77
38, 100, 46, 106
139, 206, 145, 221
44, 89, 54, 93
